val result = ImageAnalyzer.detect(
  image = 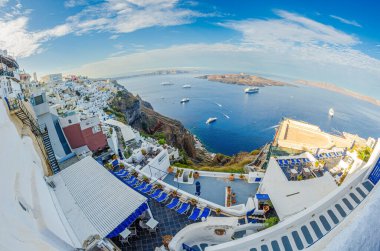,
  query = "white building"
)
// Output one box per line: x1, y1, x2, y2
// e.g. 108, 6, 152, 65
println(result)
41, 73, 62, 83
0, 49, 22, 99
30, 91, 72, 160
104, 119, 141, 145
